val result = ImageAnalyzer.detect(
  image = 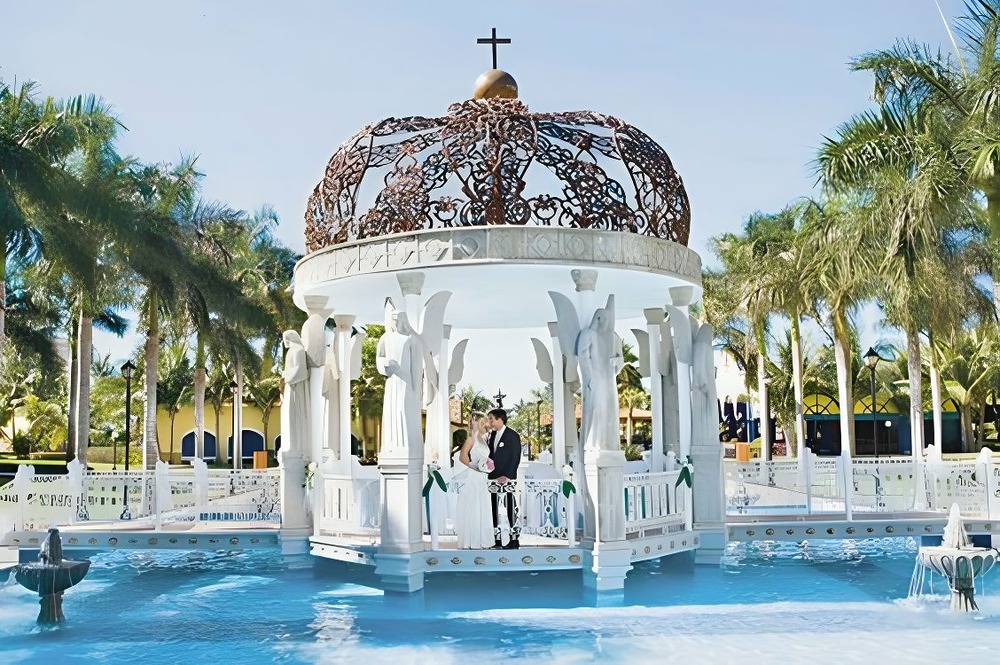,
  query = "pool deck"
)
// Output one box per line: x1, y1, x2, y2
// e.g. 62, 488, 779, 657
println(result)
727, 511, 1000, 542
